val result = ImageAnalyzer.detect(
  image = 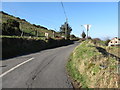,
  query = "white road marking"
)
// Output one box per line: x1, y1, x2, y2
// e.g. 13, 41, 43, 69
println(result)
0, 57, 34, 78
